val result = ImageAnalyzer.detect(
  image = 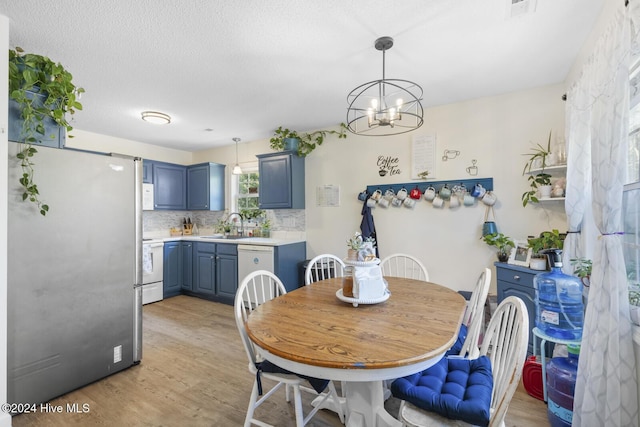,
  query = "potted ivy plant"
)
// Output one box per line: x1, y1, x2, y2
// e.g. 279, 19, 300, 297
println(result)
269, 123, 348, 157
9, 47, 85, 215
482, 232, 515, 262
521, 130, 553, 207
